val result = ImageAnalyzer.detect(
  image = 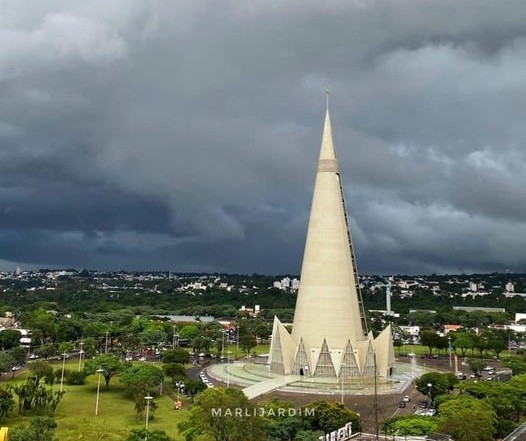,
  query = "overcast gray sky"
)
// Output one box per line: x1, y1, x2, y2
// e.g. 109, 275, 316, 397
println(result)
1, 0, 526, 275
